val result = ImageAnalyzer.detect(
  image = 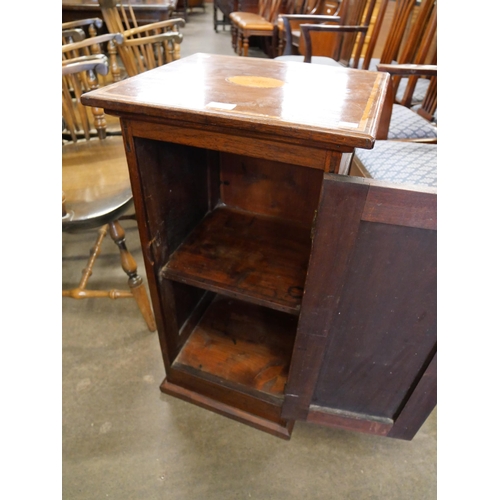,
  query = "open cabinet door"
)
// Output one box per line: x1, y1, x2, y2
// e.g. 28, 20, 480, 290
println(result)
283, 174, 437, 440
